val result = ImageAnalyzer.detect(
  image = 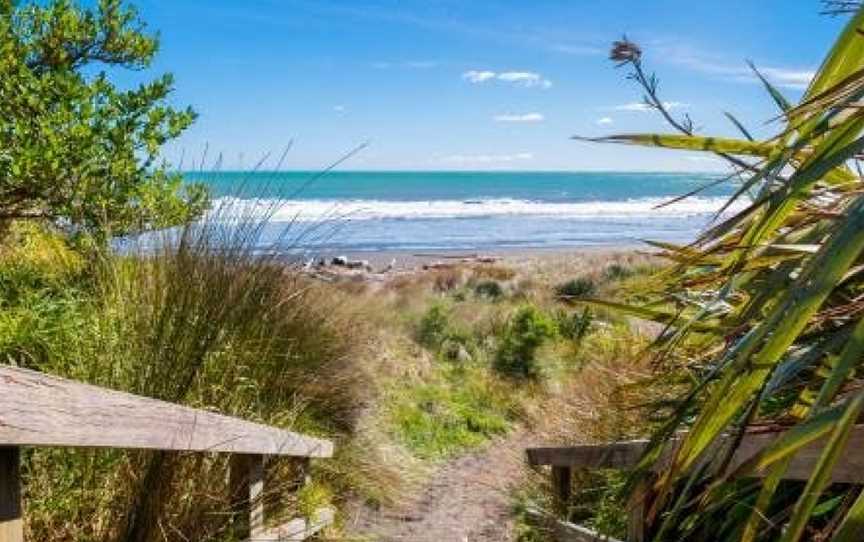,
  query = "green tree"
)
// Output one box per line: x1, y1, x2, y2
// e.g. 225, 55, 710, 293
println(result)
0, 0, 207, 242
